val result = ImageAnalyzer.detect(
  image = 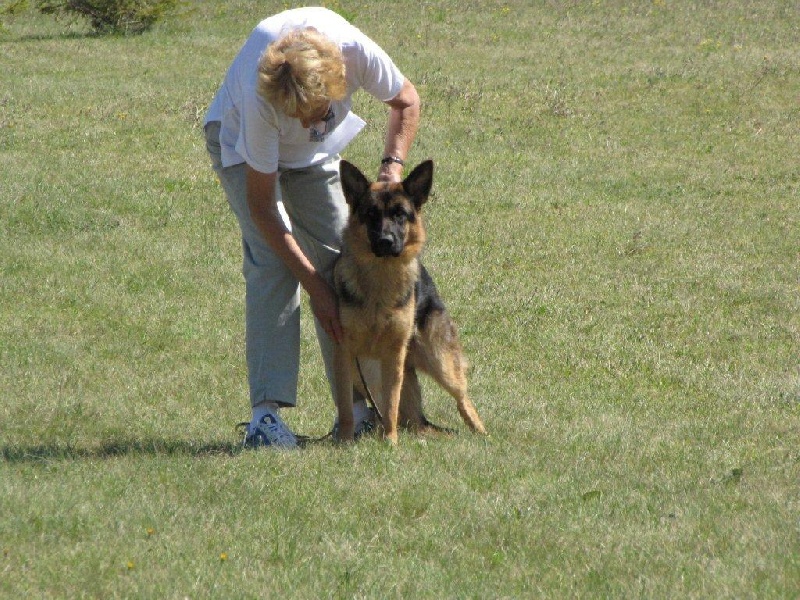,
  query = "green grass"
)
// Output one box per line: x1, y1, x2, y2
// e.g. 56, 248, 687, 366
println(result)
1, 1, 798, 597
